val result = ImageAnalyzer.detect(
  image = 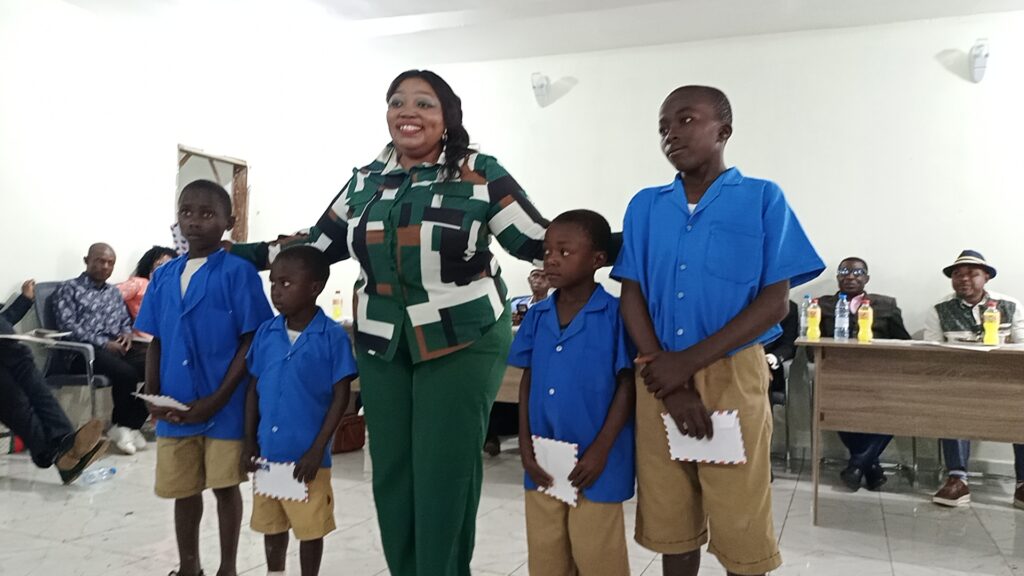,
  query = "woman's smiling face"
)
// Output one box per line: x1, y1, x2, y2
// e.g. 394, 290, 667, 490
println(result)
386, 77, 446, 164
